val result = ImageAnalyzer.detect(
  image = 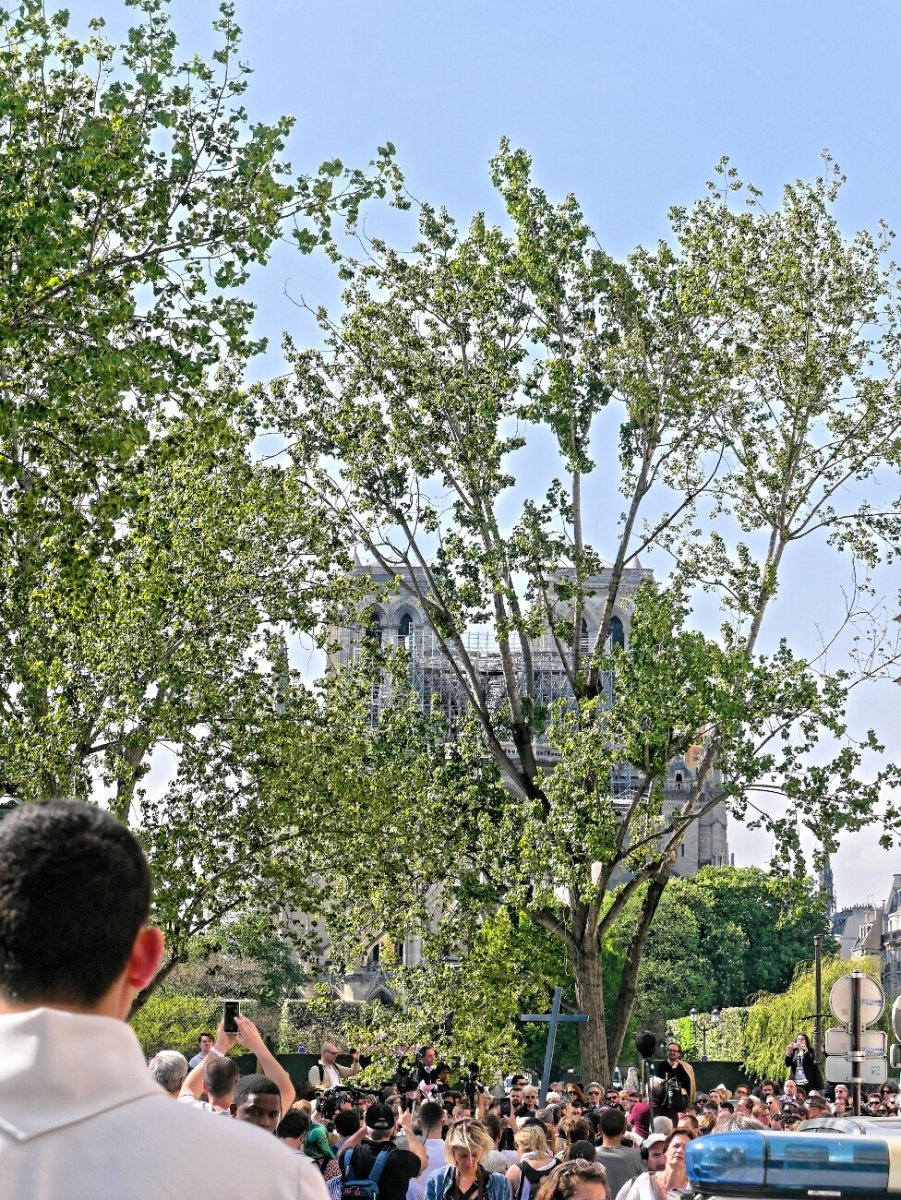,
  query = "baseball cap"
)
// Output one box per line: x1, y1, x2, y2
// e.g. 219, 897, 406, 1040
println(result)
365, 1104, 396, 1131
643, 1133, 666, 1149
